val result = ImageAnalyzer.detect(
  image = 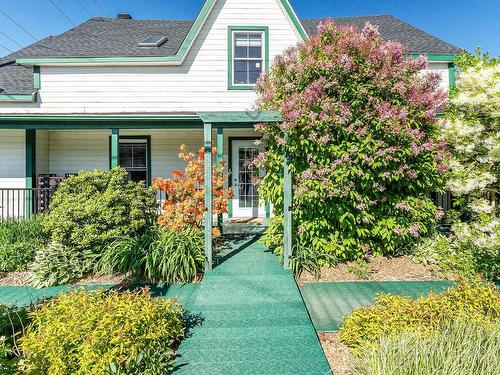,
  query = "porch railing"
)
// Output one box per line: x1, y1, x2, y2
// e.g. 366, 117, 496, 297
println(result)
0, 188, 54, 220
1, 187, 168, 221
